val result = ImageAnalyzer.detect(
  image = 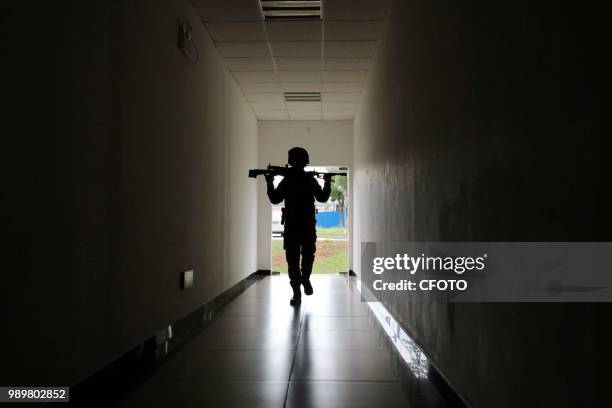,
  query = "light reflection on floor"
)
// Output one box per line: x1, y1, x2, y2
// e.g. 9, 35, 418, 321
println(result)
356, 281, 430, 379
